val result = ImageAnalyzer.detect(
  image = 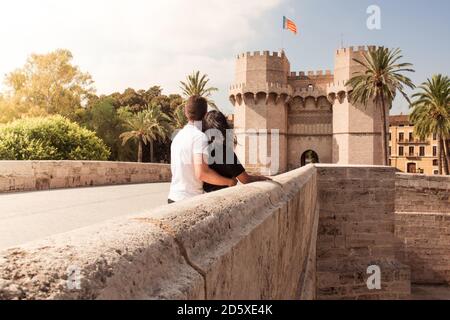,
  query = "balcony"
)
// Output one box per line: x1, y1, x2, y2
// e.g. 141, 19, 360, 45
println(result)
397, 139, 429, 145
406, 153, 424, 159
